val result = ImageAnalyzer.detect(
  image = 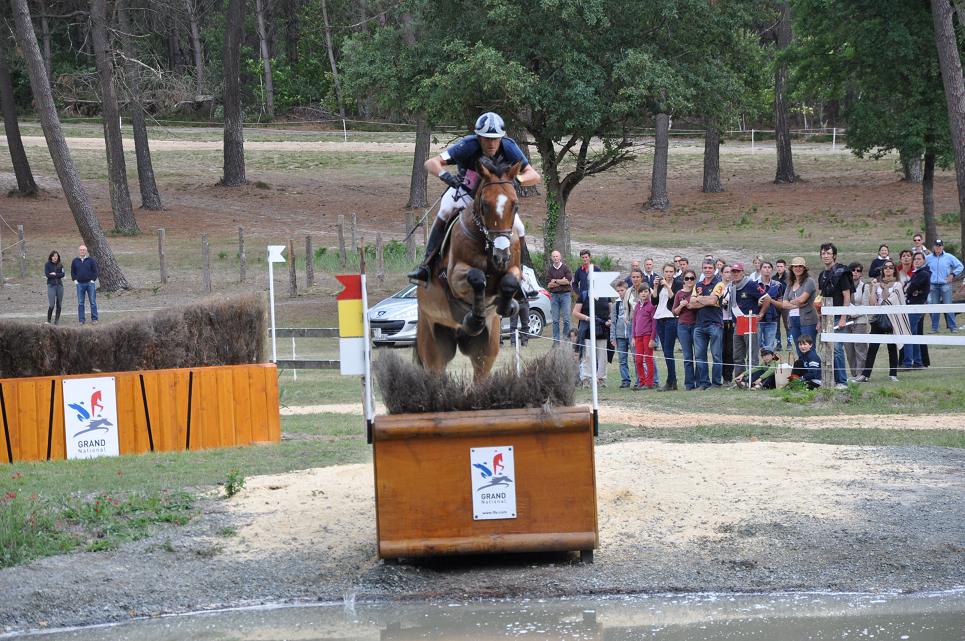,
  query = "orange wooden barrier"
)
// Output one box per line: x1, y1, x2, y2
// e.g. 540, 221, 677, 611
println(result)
373, 406, 598, 559
0, 364, 280, 463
